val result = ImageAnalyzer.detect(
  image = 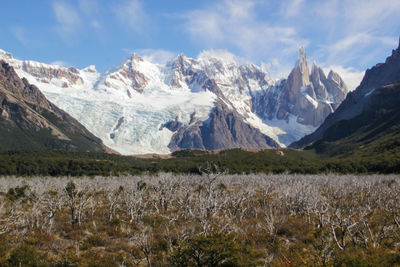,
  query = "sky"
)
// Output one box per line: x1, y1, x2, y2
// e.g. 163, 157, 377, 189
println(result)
0, 0, 399, 90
